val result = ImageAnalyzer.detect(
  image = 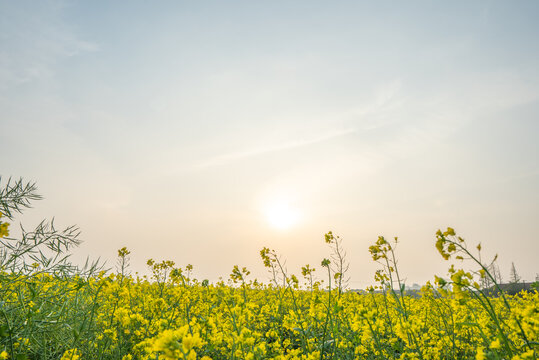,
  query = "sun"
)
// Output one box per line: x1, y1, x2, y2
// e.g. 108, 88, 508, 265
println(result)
264, 200, 300, 230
